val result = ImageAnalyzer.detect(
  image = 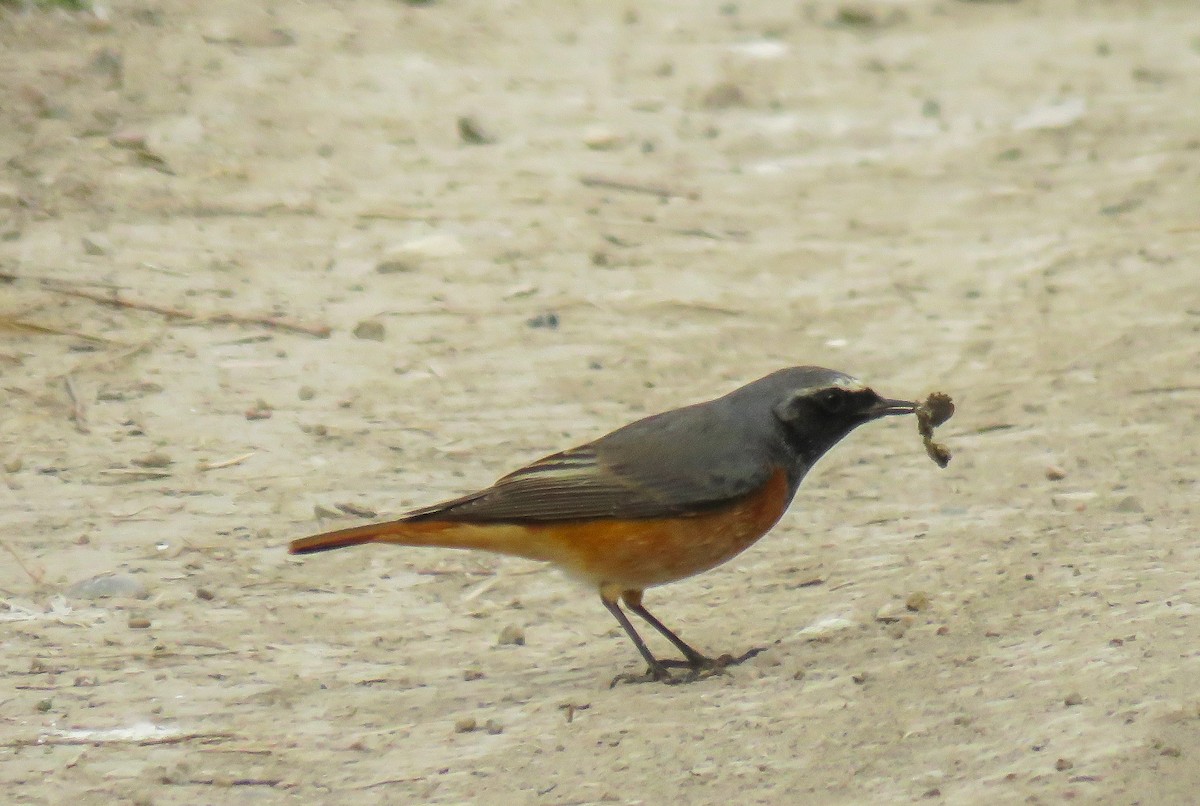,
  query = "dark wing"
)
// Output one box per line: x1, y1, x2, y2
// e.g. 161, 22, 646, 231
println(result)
404, 402, 779, 523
